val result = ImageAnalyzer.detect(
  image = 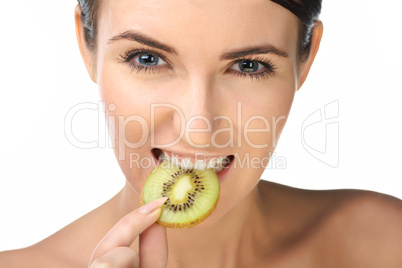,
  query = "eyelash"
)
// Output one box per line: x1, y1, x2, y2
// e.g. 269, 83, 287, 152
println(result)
119, 48, 277, 80
119, 48, 169, 74
230, 56, 277, 81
